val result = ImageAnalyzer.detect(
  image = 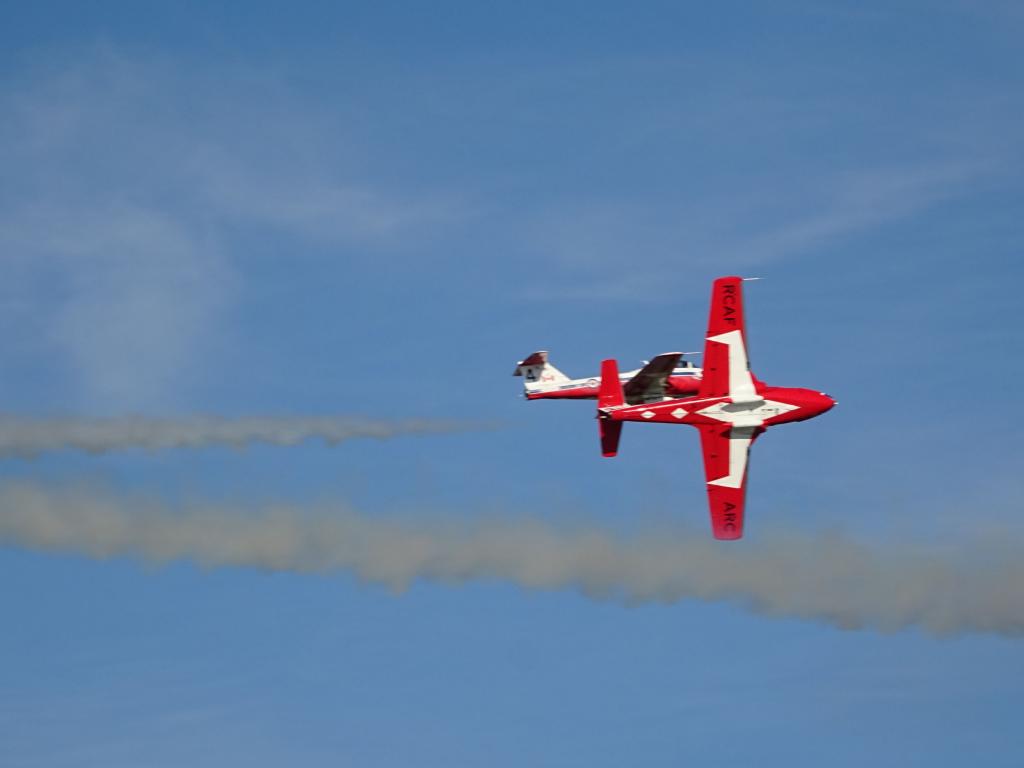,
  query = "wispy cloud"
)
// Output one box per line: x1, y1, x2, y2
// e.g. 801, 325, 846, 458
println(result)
0, 207, 232, 408
730, 162, 990, 264
0, 51, 461, 407
524, 160, 990, 301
